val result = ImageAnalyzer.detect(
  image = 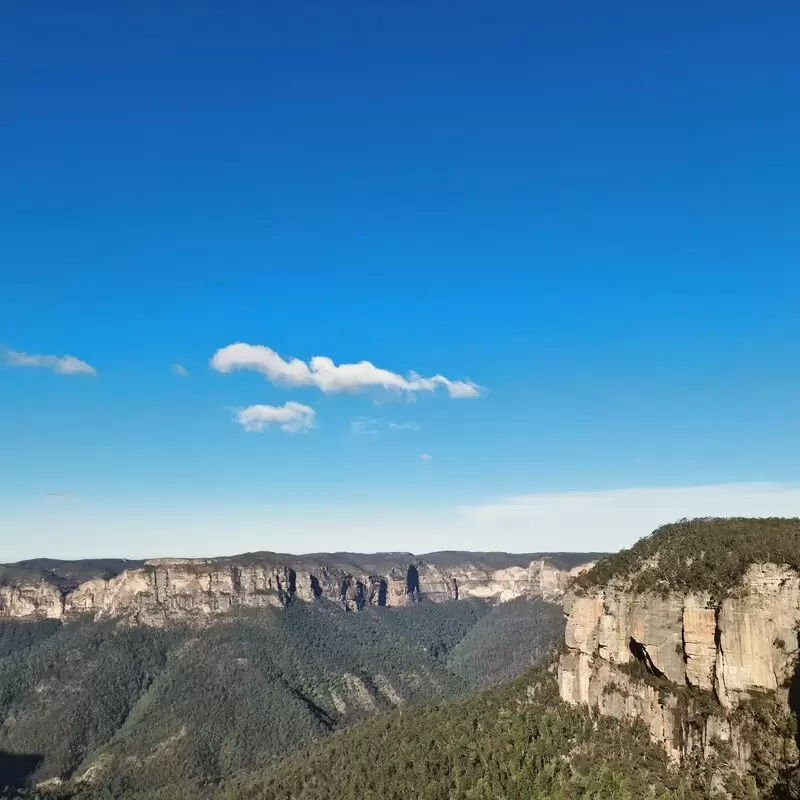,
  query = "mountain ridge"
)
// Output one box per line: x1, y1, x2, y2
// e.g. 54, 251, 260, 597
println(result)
0, 550, 605, 625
